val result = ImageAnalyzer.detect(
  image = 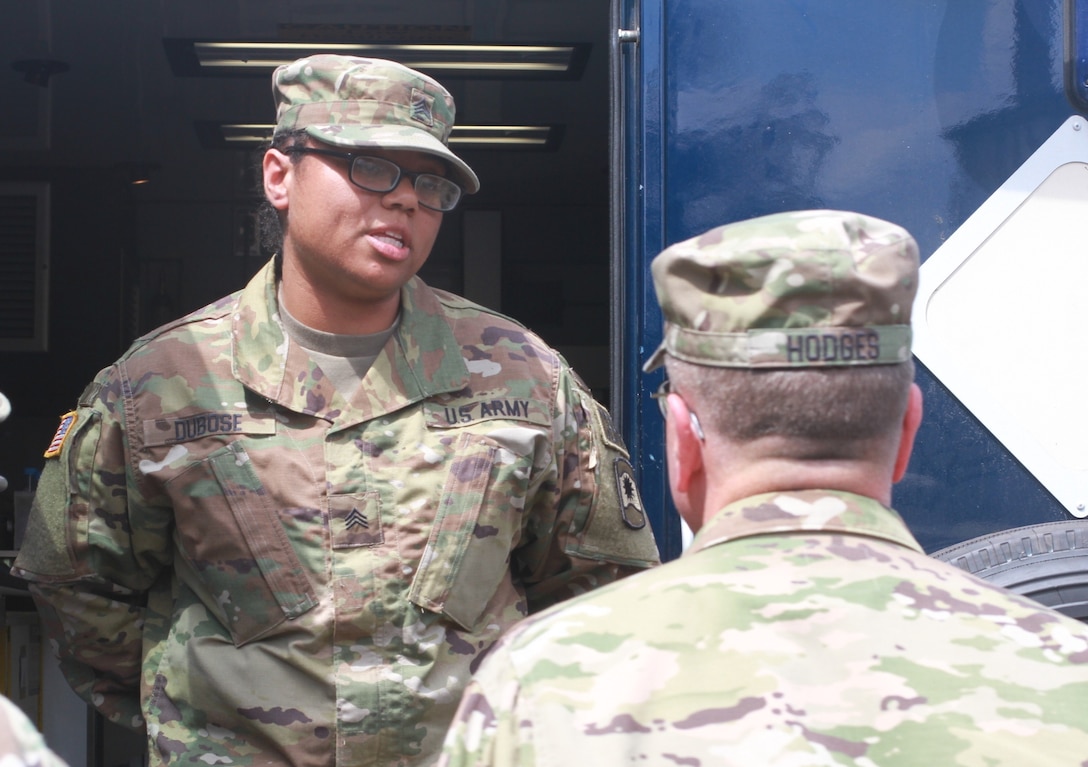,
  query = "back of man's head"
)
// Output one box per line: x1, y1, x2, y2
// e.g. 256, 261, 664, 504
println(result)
645, 210, 920, 455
